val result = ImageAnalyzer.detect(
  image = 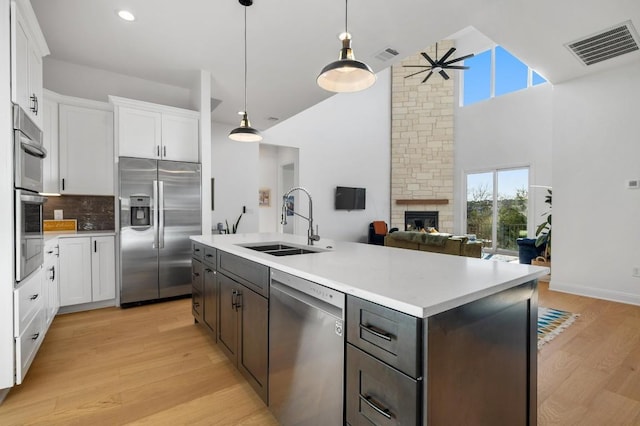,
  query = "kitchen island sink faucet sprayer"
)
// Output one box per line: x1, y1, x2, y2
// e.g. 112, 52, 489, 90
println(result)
281, 187, 320, 245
